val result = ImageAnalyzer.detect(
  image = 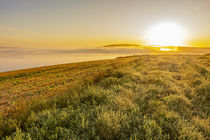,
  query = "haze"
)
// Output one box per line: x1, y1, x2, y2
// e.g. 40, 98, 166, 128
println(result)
0, 0, 210, 72
0, 0, 210, 48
